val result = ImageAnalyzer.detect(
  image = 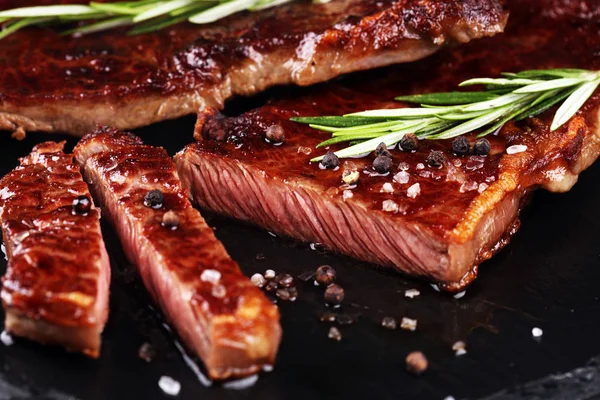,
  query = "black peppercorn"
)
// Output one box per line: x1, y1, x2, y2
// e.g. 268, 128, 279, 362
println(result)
426, 150, 446, 168
400, 133, 419, 151
451, 136, 470, 156
72, 195, 91, 216
321, 151, 340, 169
144, 190, 164, 209
276, 273, 294, 288
265, 280, 278, 293
372, 155, 392, 174
315, 265, 336, 286
265, 125, 285, 143
375, 142, 391, 157
473, 138, 491, 156
324, 284, 345, 305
